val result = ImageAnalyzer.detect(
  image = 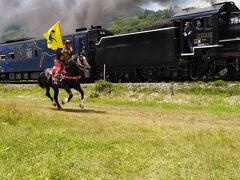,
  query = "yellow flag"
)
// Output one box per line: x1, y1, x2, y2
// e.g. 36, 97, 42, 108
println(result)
43, 22, 63, 50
